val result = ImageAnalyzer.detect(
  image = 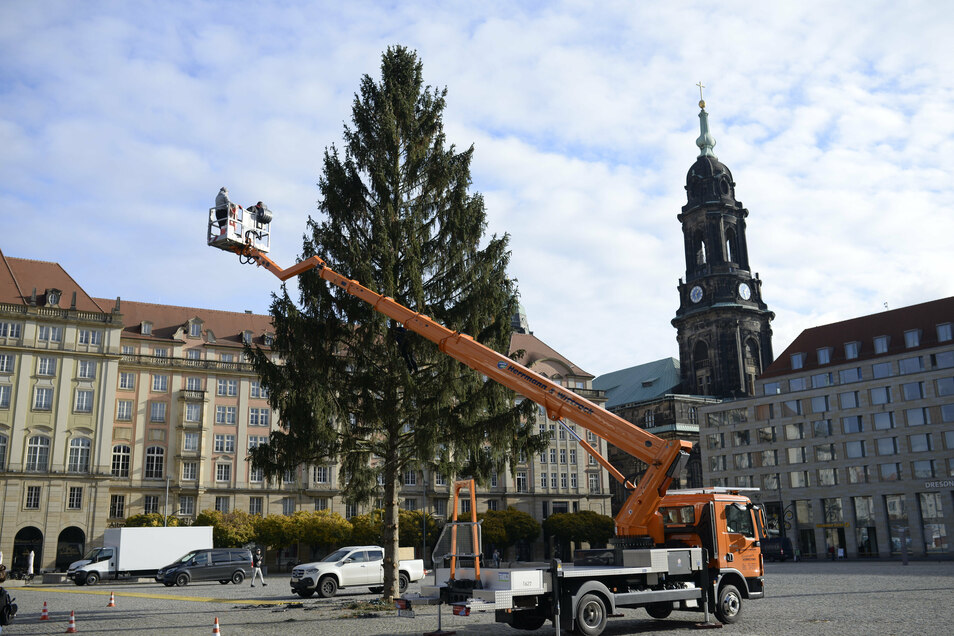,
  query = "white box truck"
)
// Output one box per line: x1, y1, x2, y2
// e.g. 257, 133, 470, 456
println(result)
67, 527, 213, 585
